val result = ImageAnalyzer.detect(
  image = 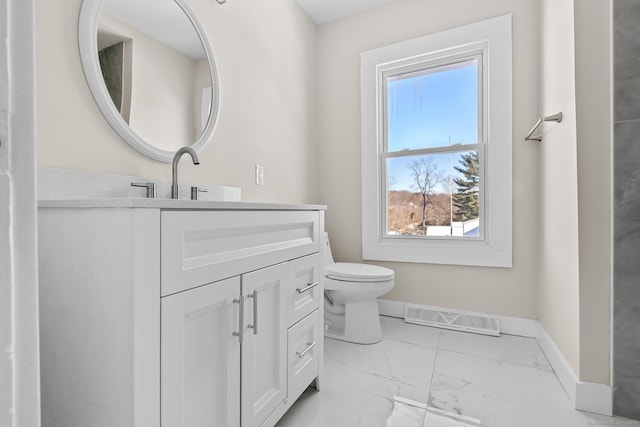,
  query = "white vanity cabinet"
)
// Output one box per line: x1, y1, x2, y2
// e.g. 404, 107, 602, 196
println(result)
38, 201, 325, 427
